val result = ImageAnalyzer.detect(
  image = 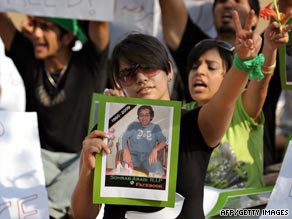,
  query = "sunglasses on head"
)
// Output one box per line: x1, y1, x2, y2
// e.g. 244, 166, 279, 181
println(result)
117, 64, 160, 86
195, 39, 235, 52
